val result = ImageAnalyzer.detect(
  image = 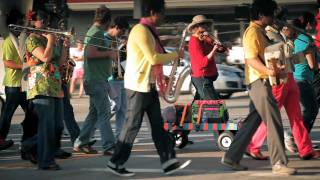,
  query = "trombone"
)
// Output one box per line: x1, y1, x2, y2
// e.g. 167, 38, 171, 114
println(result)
8, 24, 126, 52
